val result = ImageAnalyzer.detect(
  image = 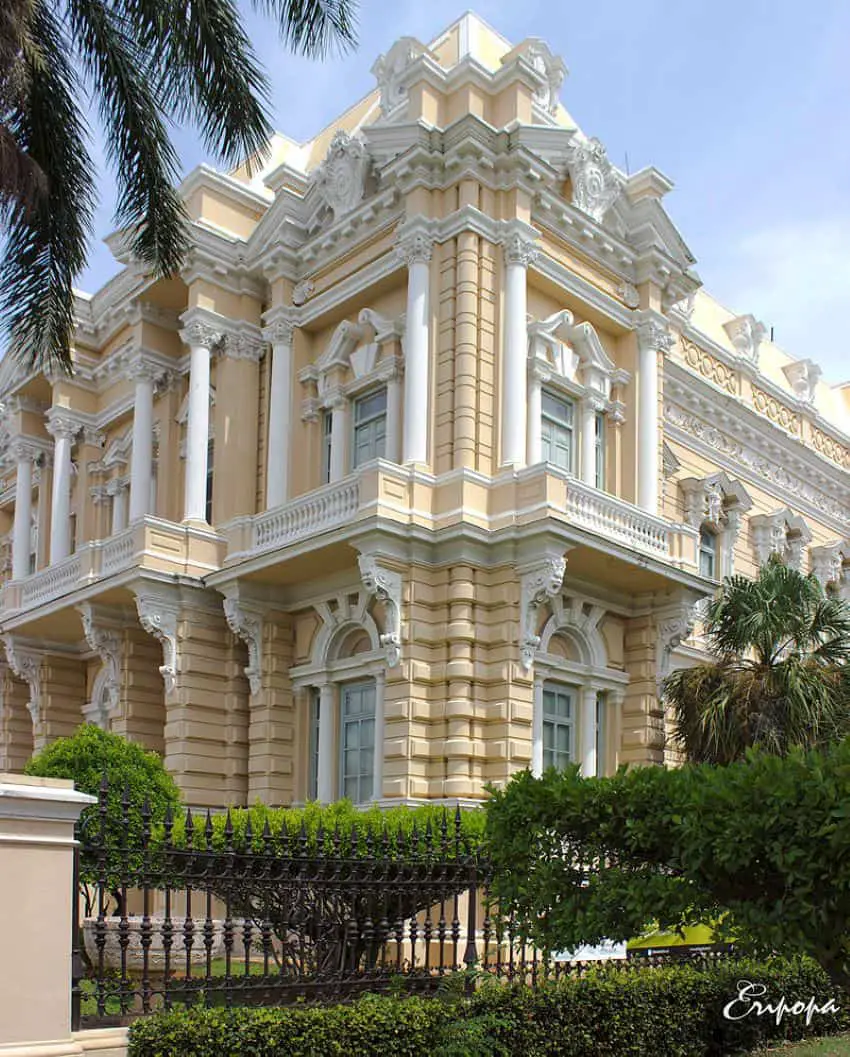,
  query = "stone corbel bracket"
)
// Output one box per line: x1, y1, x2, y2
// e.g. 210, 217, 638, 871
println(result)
655, 595, 703, 689
3, 636, 41, 724
518, 554, 568, 670
77, 603, 122, 717
222, 596, 264, 695
134, 587, 180, 695
357, 554, 403, 667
